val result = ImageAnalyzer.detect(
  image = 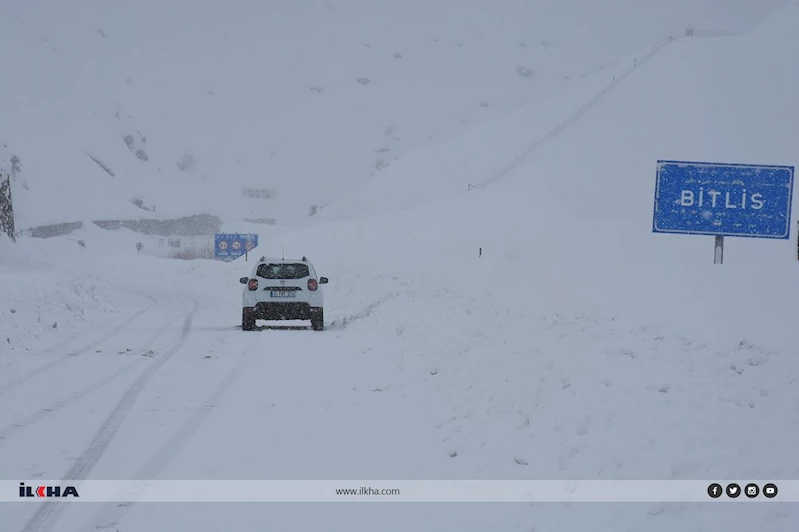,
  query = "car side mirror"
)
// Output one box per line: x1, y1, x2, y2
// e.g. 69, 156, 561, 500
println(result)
319, 277, 329, 284
239, 277, 249, 284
